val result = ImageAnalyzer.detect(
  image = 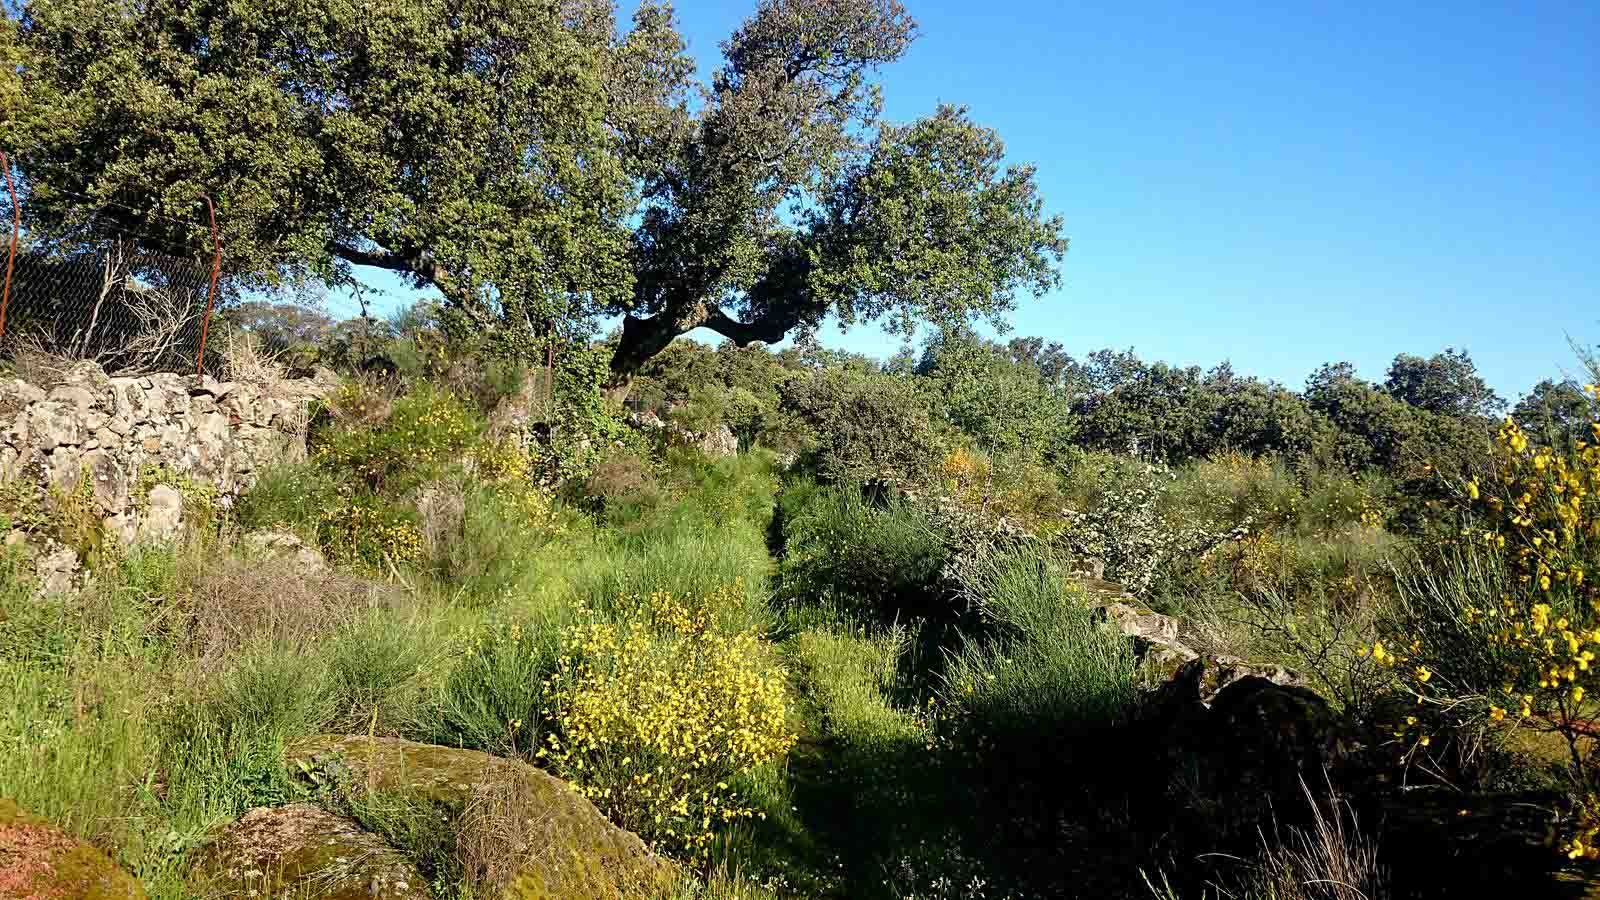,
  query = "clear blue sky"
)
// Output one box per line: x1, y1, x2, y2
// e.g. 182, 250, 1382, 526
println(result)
337, 1, 1599, 400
